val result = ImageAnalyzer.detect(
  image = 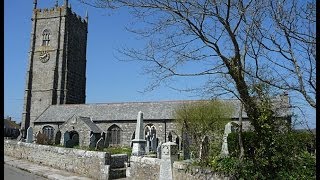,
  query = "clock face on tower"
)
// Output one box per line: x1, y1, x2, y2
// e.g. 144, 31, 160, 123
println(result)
39, 51, 50, 63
